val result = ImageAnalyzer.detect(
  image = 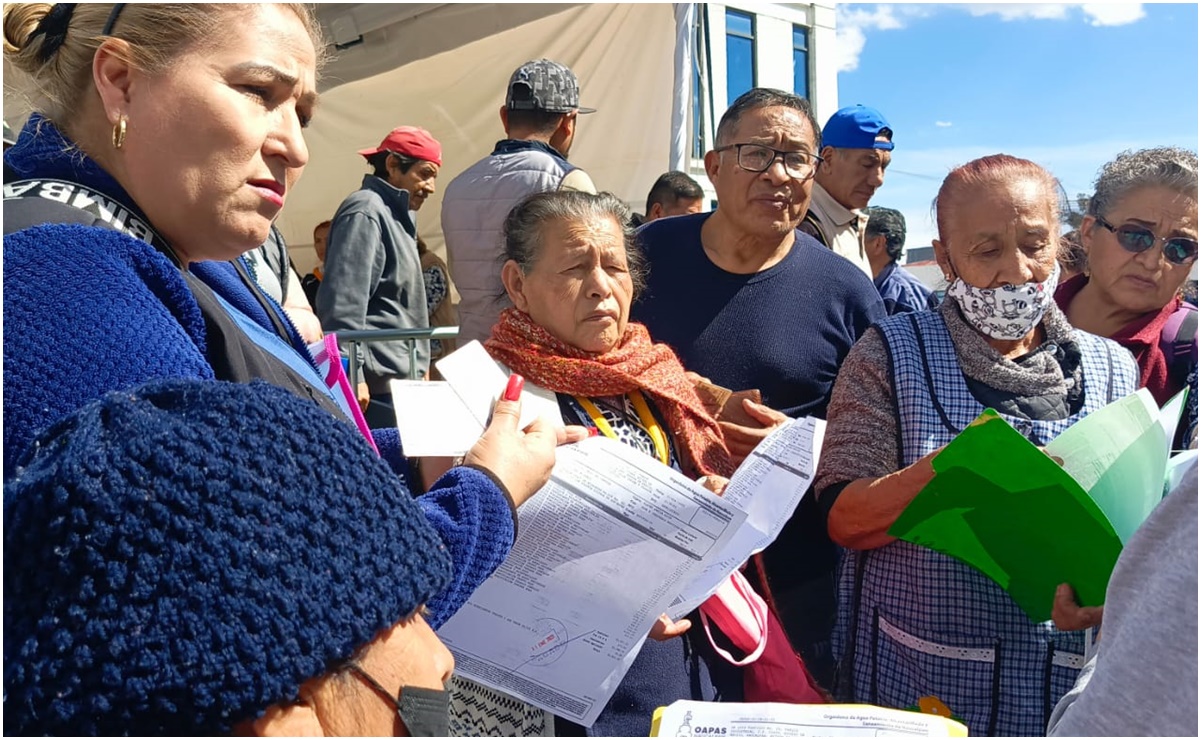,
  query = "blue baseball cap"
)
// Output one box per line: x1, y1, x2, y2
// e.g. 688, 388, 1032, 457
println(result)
822, 105, 894, 150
